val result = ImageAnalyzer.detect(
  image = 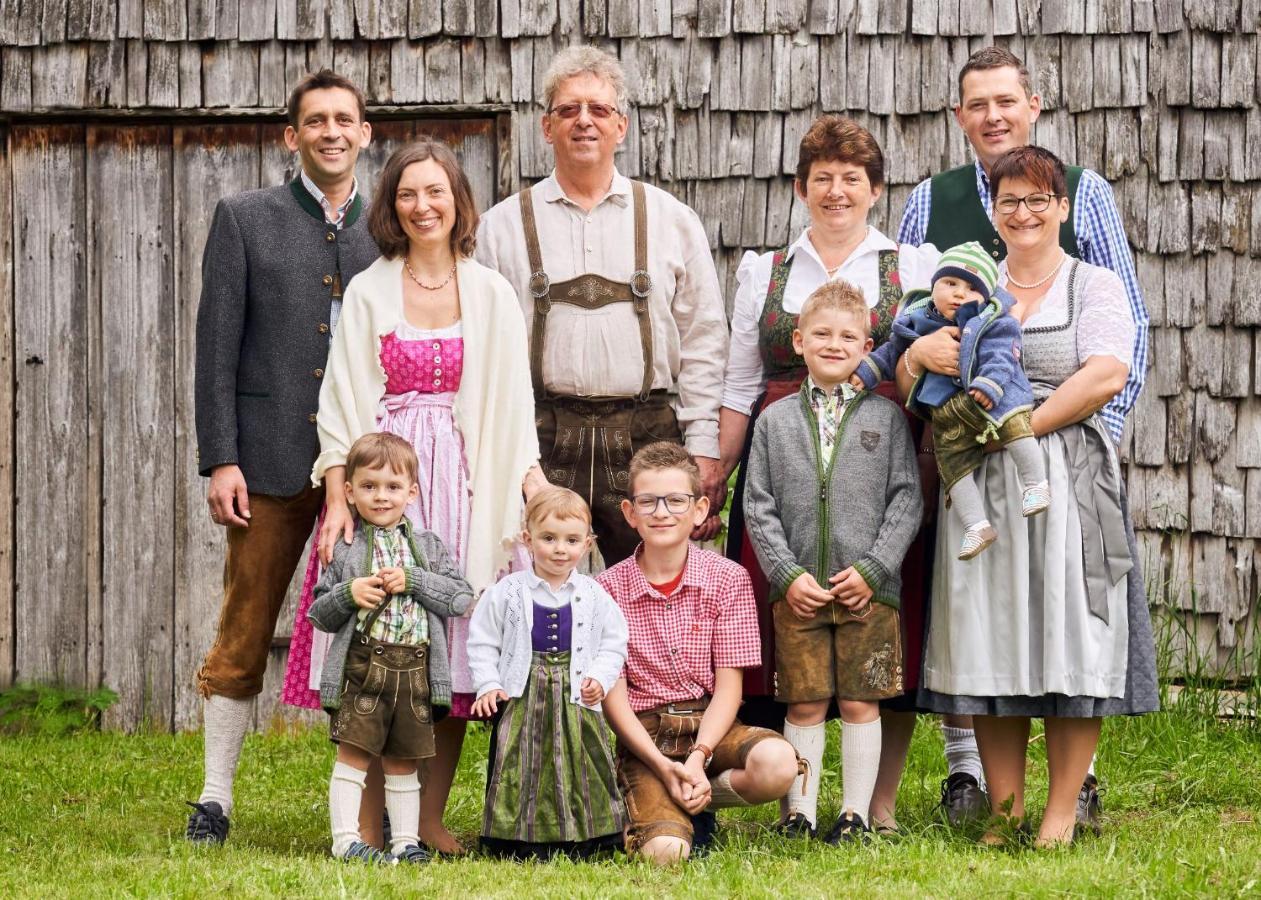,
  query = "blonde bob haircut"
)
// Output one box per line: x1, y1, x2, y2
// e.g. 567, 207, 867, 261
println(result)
797, 280, 872, 335
524, 486, 592, 531
540, 45, 629, 113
